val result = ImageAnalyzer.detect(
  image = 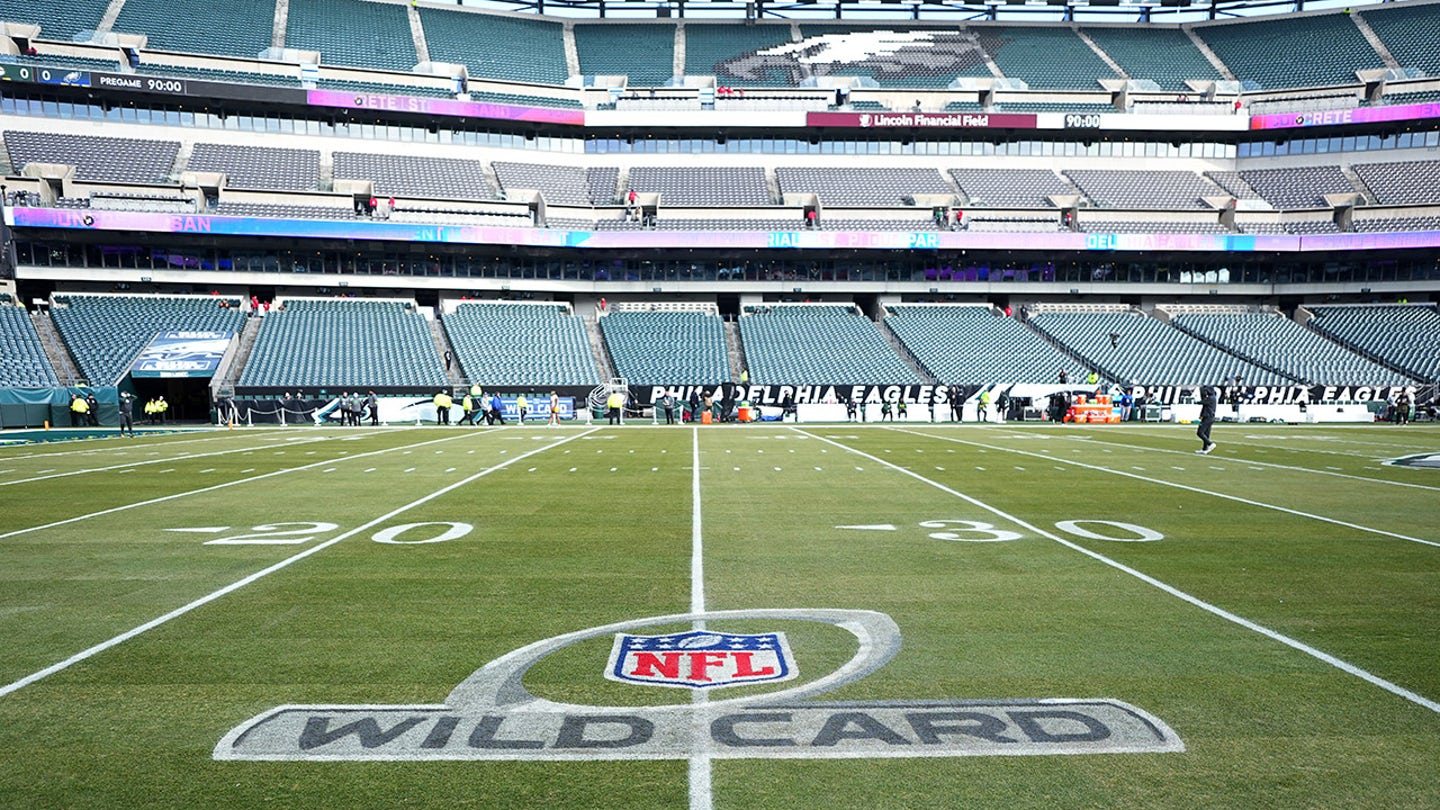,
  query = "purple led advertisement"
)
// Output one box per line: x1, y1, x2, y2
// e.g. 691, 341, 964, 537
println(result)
305, 89, 585, 125
1249, 102, 1440, 130
0, 206, 1375, 254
